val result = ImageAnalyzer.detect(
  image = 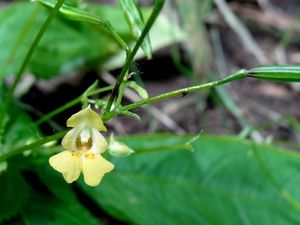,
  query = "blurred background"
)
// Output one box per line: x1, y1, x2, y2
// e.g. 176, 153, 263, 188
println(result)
3, 0, 300, 149
2, 0, 300, 224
